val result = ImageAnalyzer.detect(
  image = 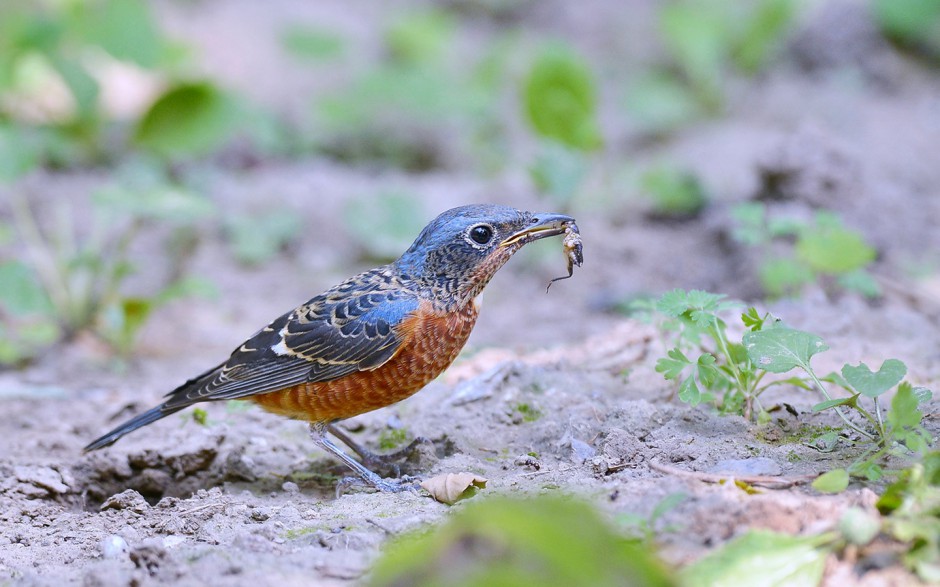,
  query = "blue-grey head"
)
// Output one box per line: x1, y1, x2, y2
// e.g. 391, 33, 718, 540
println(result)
396, 204, 575, 305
